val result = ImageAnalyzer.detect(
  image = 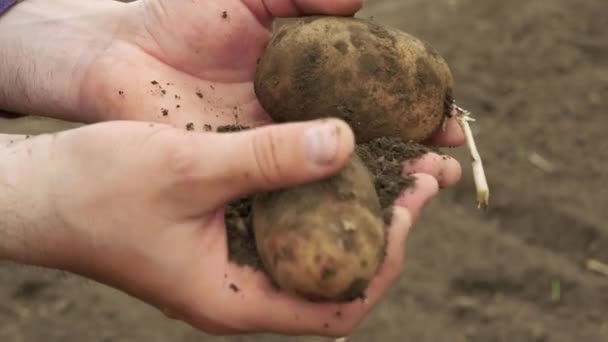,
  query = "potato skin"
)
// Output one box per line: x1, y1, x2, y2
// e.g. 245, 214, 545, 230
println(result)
252, 153, 385, 302
255, 16, 454, 143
